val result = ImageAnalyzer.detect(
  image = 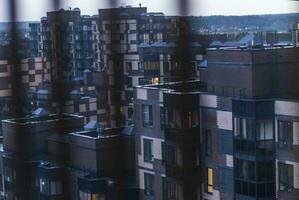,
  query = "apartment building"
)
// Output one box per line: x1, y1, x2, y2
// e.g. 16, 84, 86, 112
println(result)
134, 45, 299, 200
134, 80, 205, 200
29, 8, 101, 78
27, 69, 108, 124
0, 113, 136, 200
98, 6, 205, 127
0, 57, 51, 126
